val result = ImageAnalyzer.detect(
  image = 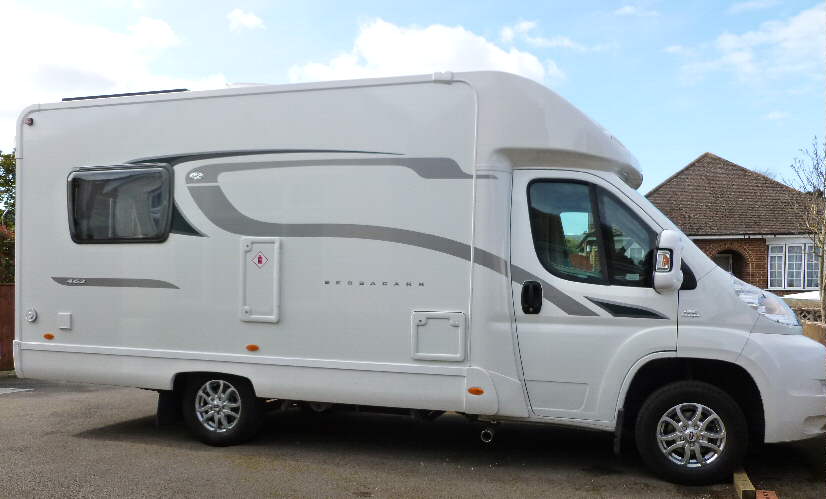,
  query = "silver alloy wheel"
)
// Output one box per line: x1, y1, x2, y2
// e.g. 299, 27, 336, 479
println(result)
195, 379, 242, 433
656, 403, 726, 468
